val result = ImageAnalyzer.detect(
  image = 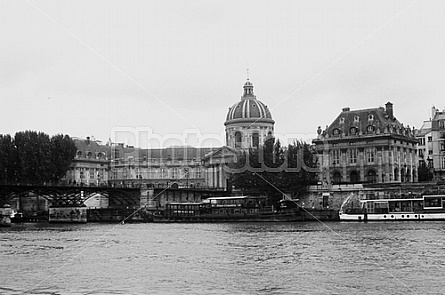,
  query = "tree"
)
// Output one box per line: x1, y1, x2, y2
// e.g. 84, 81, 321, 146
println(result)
0, 134, 16, 184
228, 139, 319, 203
50, 134, 77, 183
0, 131, 77, 185
418, 160, 434, 182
